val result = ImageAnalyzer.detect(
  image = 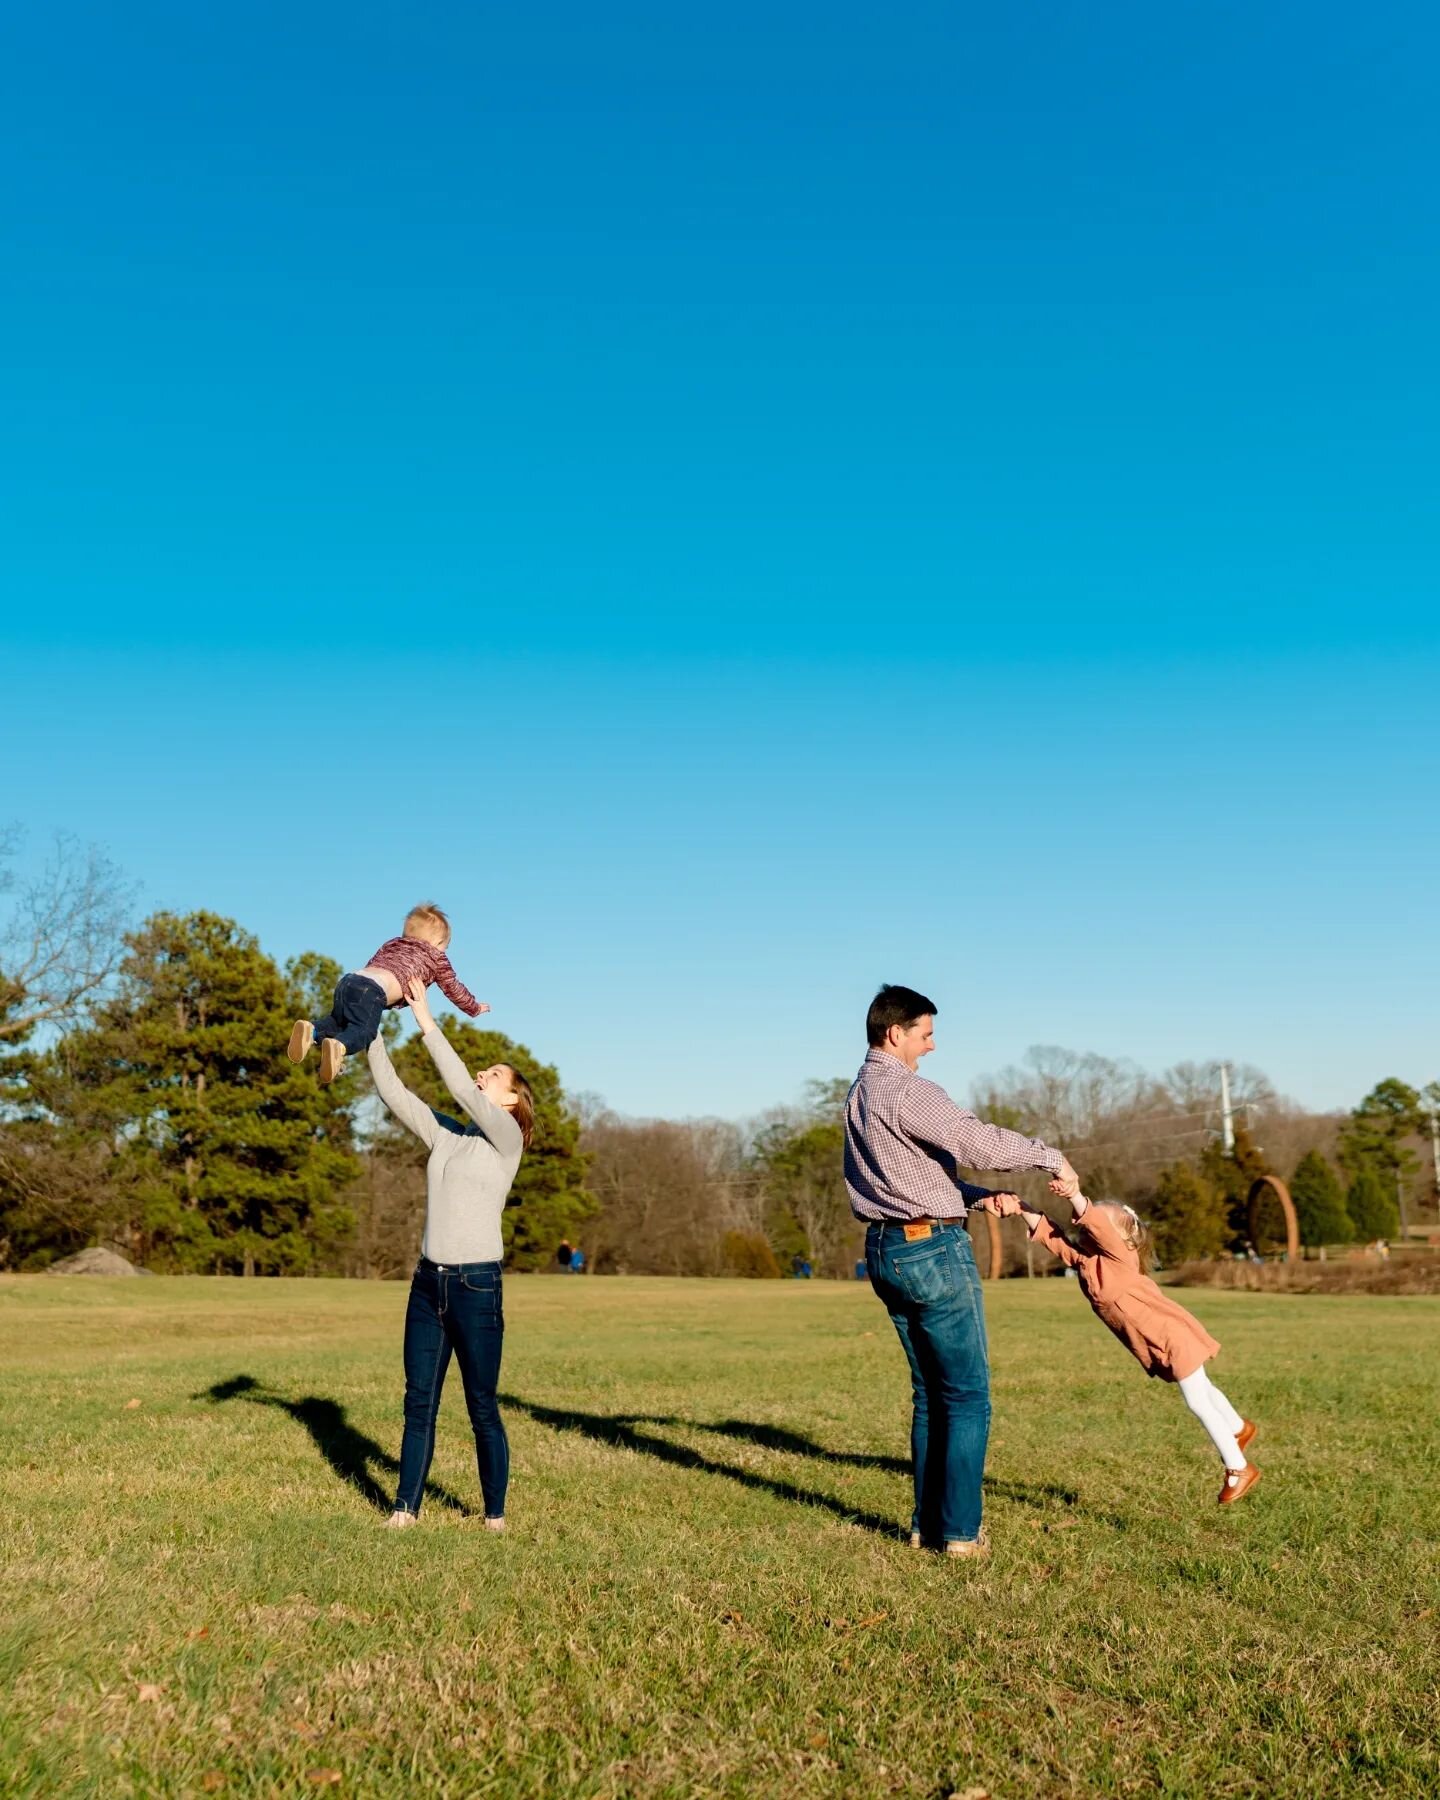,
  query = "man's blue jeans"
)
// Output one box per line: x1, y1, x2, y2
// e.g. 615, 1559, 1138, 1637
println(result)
865, 1220, 991, 1545
395, 1258, 508, 1519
